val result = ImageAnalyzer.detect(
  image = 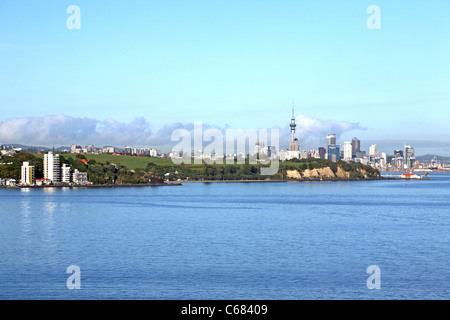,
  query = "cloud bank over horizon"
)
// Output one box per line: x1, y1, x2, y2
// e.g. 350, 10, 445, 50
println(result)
0, 114, 365, 151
